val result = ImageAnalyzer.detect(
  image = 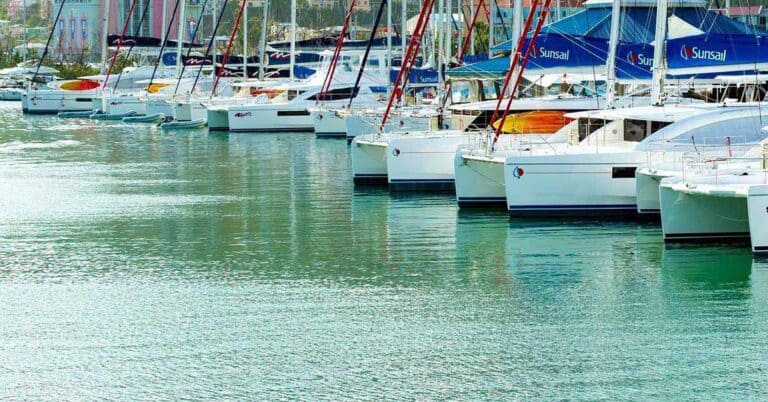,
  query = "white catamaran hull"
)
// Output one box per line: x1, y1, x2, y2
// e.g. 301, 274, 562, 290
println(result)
146, 98, 173, 118
104, 95, 147, 116
23, 90, 99, 114
206, 106, 229, 131
228, 104, 314, 133
659, 179, 751, 242
351, 137, 389, 184
174, 101, 207, 122
454, 151, 507, 207
386, 132, 468, 191
314, 109, 348, 137
504, 152, 647, 215
345, 112, 439, 141
658, 175, 768, 253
